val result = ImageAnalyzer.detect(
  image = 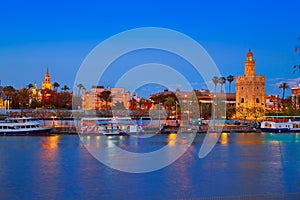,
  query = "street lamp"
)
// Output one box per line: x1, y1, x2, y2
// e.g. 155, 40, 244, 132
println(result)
158, 102, 161, 127
175, 101, 178, 124
187, 102, 190, 125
